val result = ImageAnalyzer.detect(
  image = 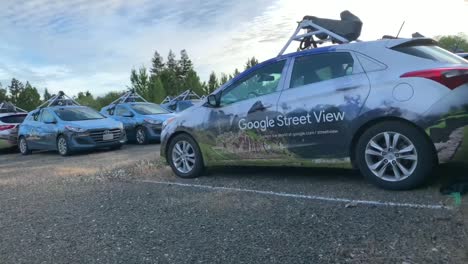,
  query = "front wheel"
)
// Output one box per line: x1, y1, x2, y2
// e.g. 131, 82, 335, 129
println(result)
355, 121, 435, 190
135, 127, 149, 145
167, 134, 204, 178
19, 137, 32, 155
57, 135, 71, 156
